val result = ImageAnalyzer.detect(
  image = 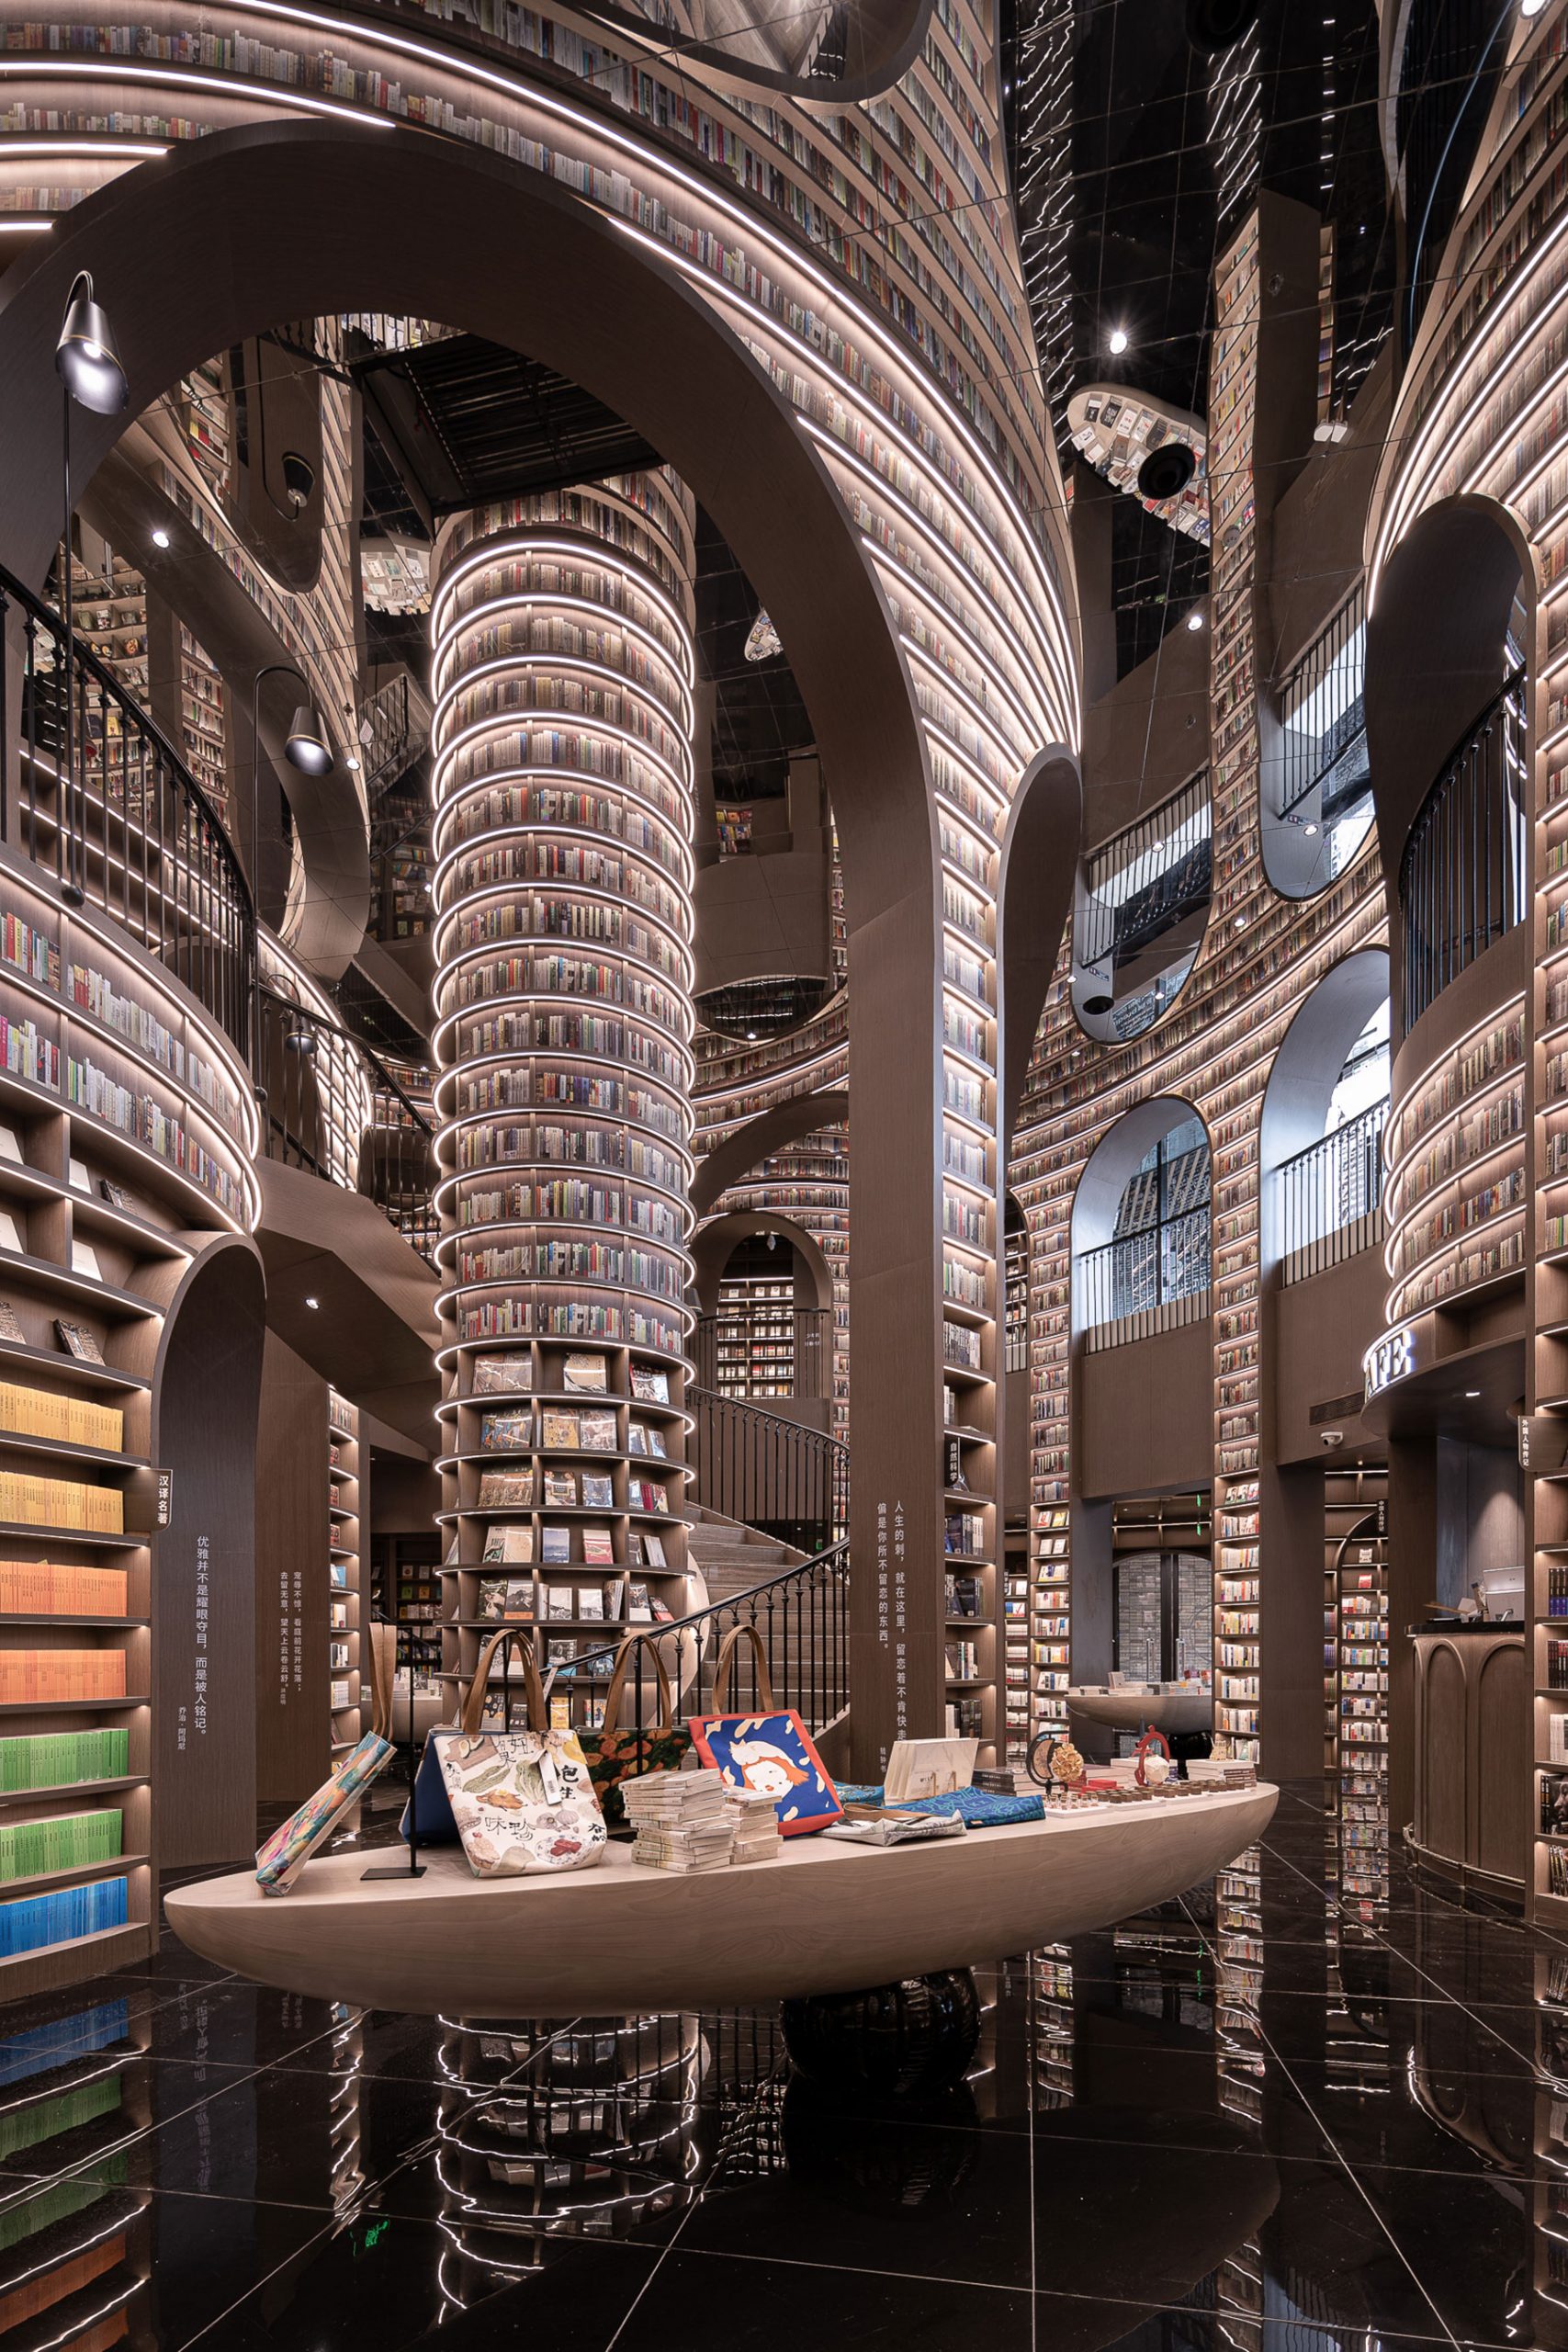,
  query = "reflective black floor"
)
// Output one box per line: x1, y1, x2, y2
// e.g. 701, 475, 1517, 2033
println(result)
2, 1780, 1564, 2349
